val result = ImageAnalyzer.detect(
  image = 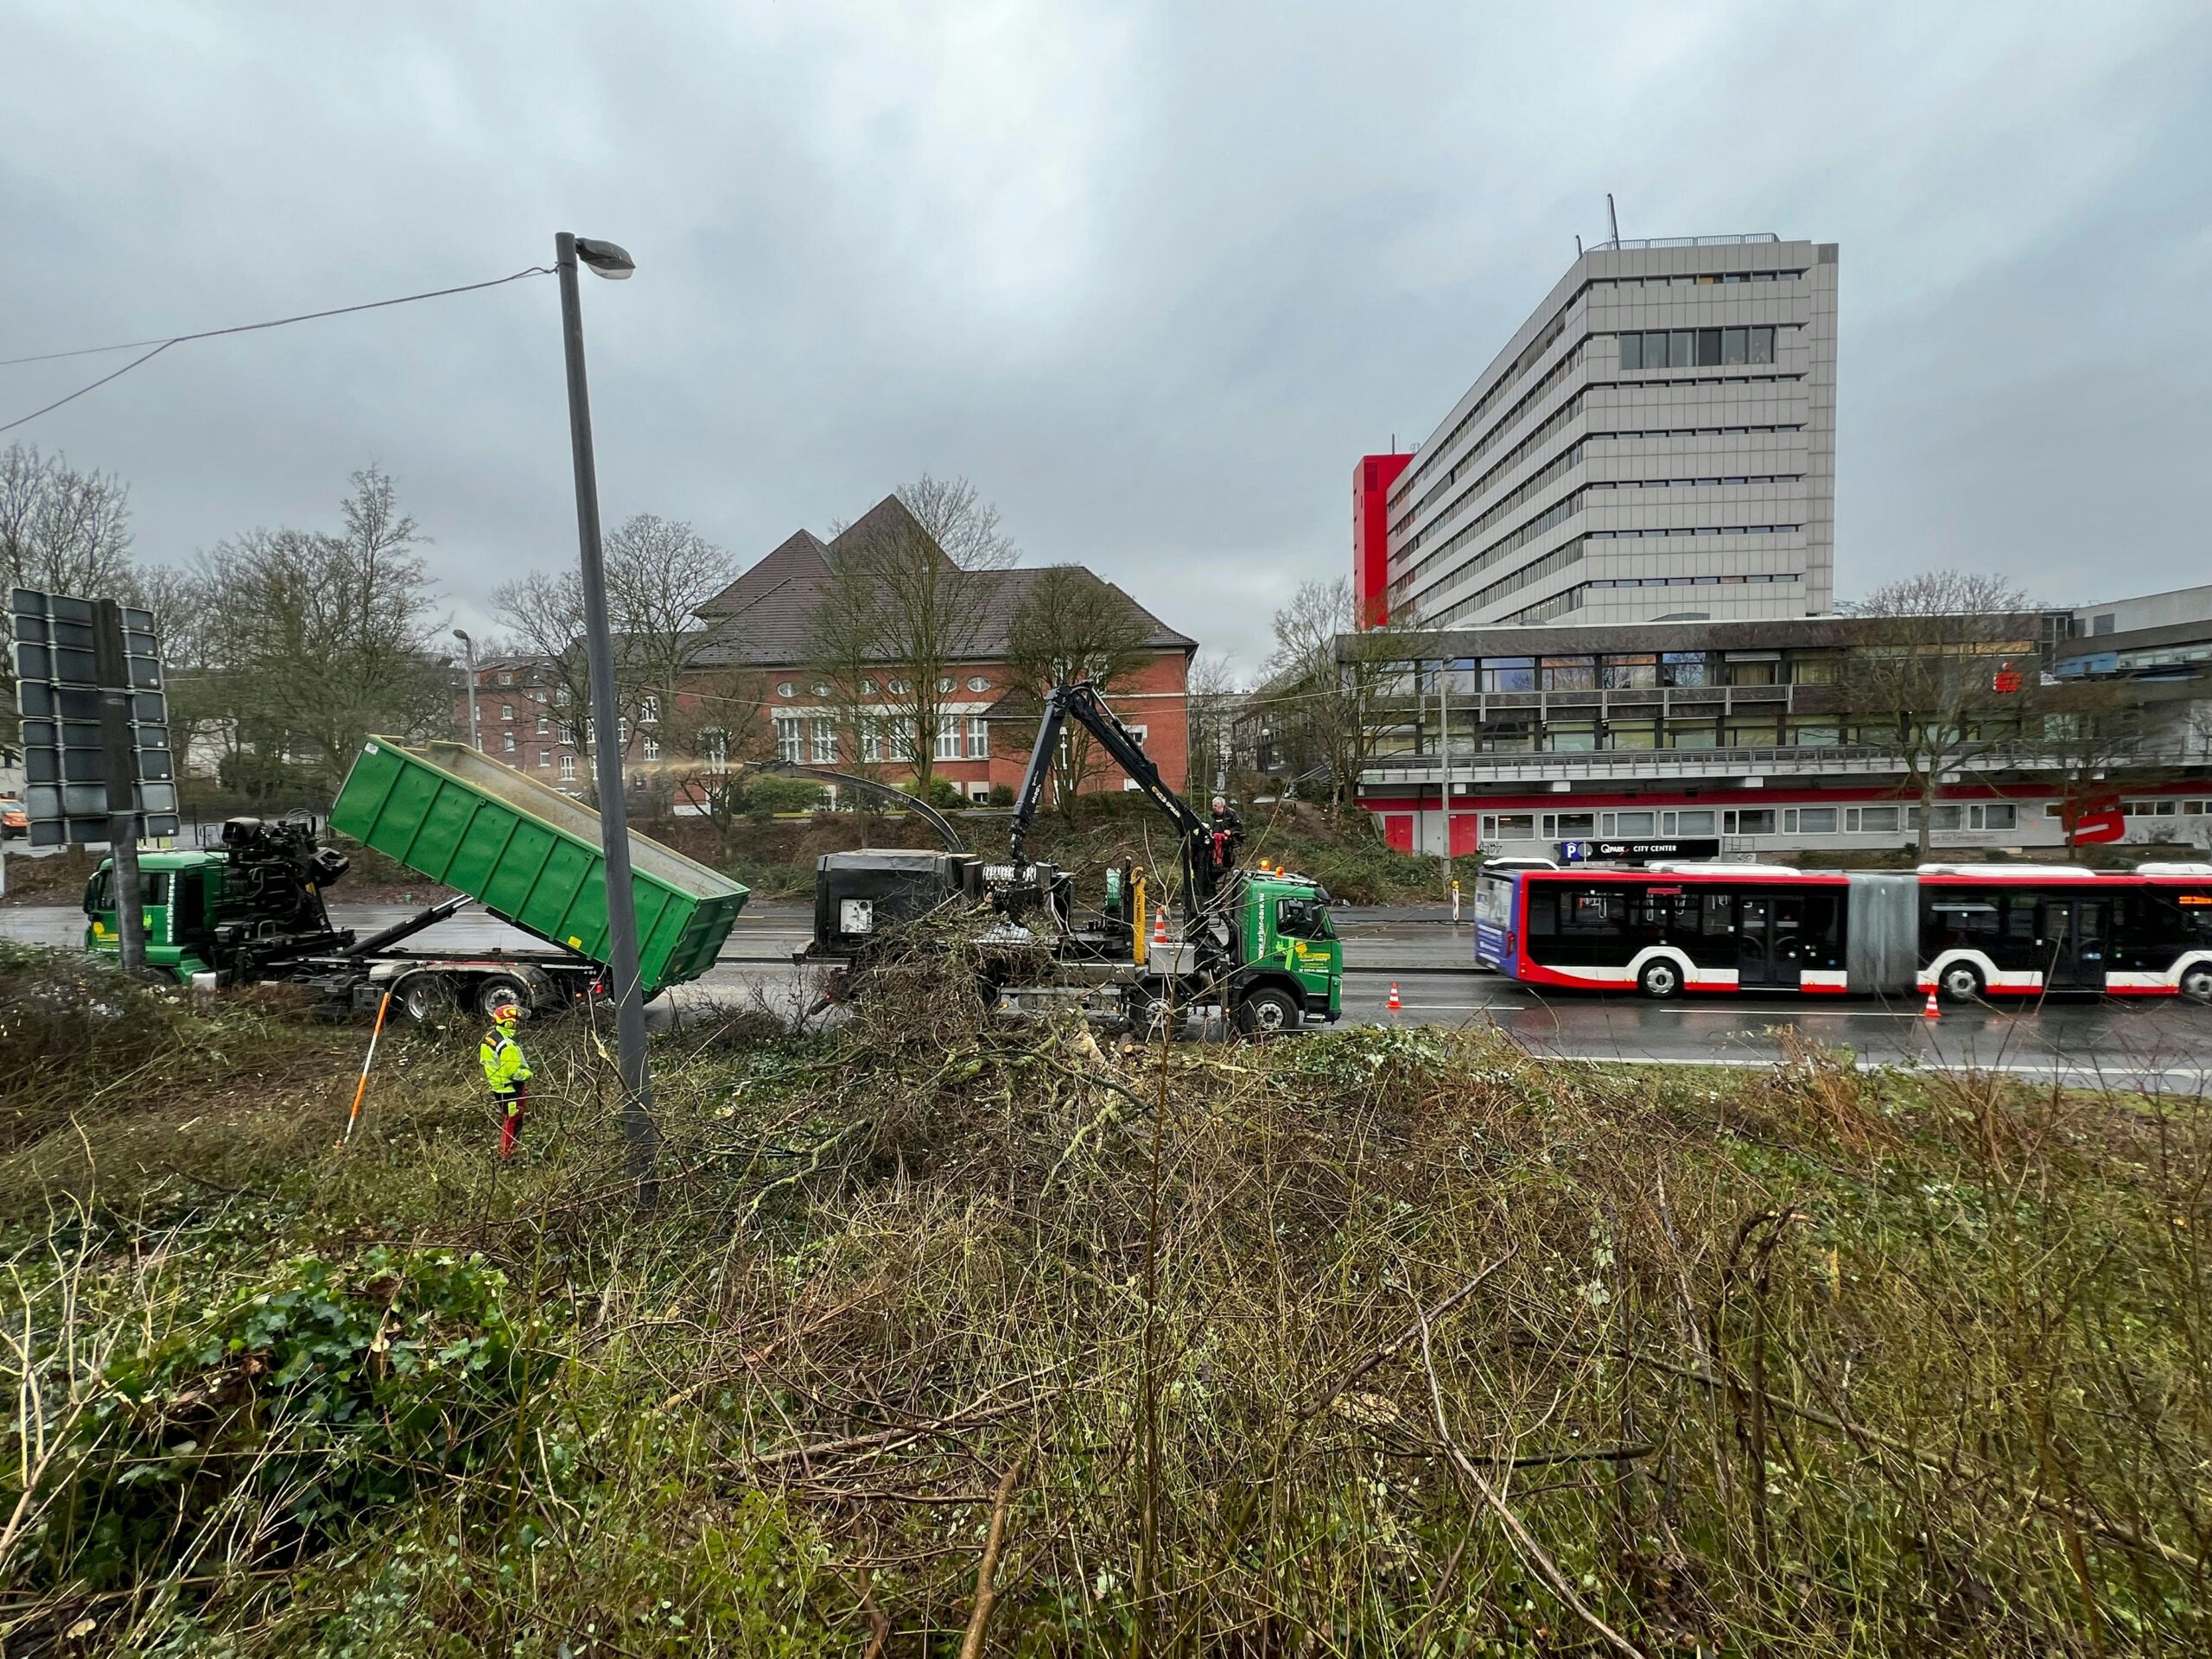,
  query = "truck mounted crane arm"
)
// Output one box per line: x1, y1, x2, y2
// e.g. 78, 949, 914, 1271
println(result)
1008, 680, 1223, 911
